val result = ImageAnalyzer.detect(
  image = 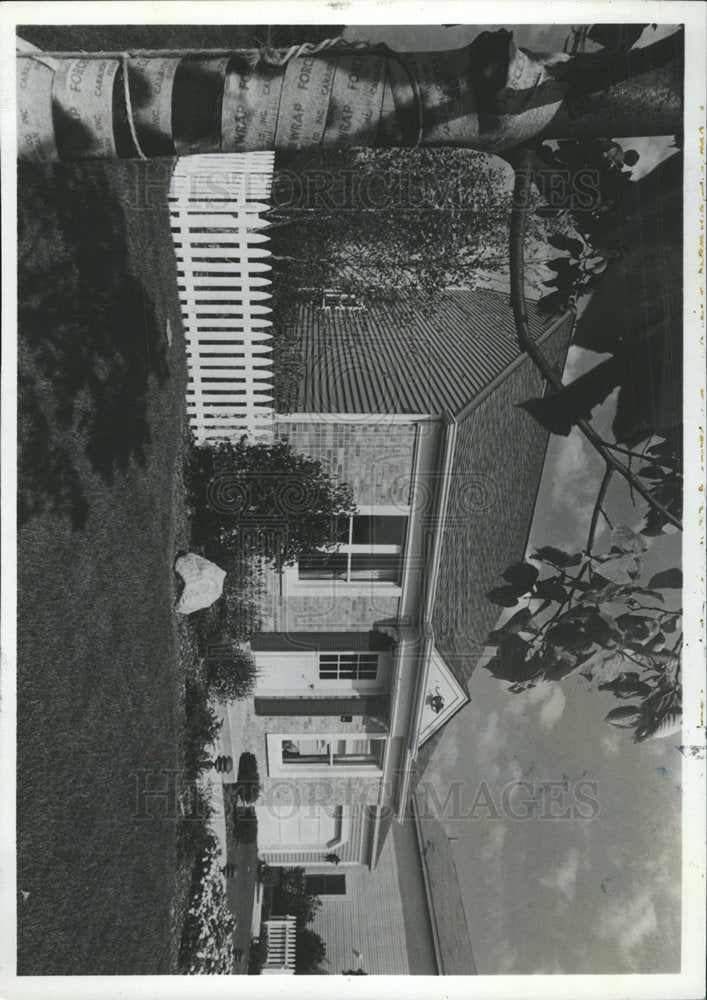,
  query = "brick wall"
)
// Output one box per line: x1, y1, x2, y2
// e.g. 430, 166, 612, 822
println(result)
275, 420, 416, 507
